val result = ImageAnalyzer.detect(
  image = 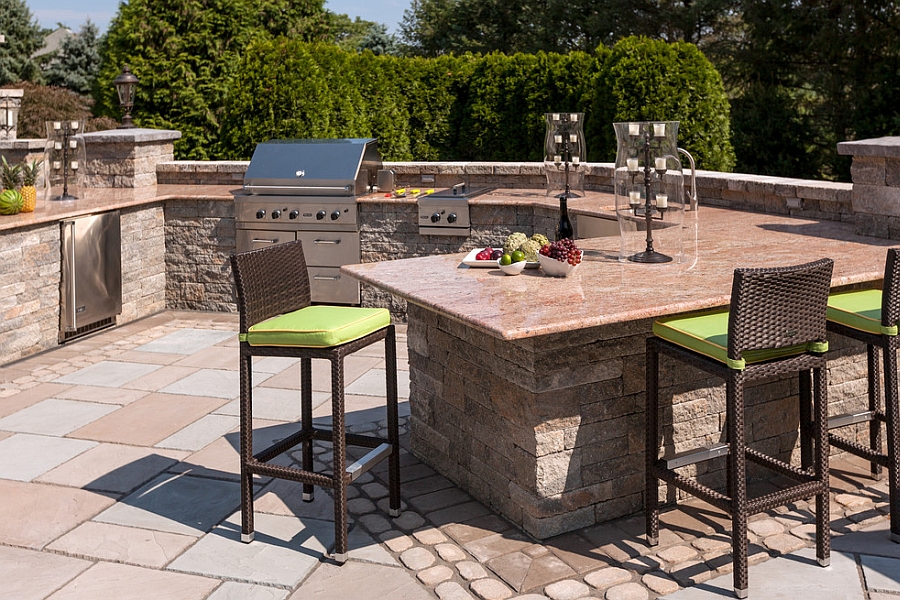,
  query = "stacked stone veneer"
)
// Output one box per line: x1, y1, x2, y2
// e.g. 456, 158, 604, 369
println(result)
838, 137, 900, 238
81, 129, 180, 188
165, 199, 237, 311
407, 303, 871, 539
